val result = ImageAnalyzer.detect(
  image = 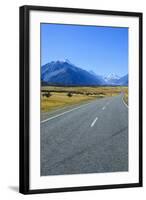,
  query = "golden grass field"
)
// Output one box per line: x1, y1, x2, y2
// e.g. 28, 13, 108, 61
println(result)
41, 86, 128, 112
